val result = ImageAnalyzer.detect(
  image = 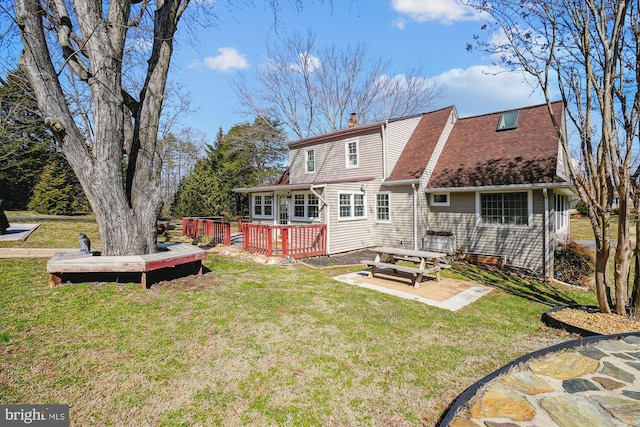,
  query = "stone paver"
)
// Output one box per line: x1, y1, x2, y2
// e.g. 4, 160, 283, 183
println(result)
446, 335, 640, 426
